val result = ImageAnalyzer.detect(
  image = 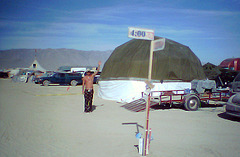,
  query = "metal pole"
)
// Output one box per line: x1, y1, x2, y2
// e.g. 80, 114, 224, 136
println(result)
148, 40, 154, 81
144, 40, 154, 156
